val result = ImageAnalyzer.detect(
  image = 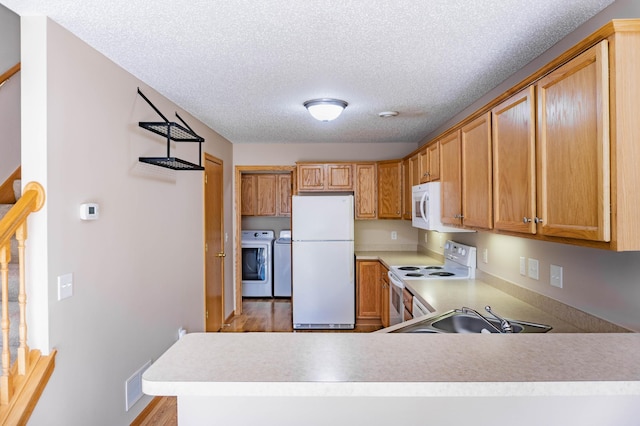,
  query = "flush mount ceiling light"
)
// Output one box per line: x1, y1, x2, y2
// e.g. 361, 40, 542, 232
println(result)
378, 111, 399, 118
304, 98, 348, 122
